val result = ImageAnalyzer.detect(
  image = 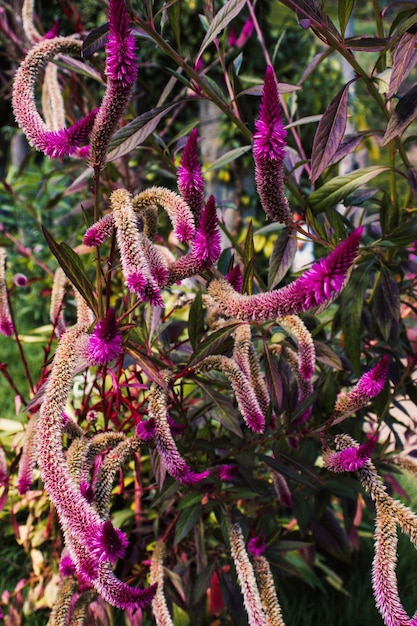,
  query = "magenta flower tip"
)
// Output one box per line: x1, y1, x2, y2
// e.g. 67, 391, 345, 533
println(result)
44, 19, 60, 39
80, 480, 95, 503
324, 435, 377, 473
216, 464, 238, 481
248, 536, 266, 556
95, 520, 129, 563
358, 355, 389, 397
0, 318, 14, 336
180, 468, 210, 485
17, 476, 32, 495
177, 128, 204, 214
192, 195, 221, 263
126, 272, 147, 293
59, 554, 76, 577
225, 265, 243, 292
136, 418, 156, 440
88, 308, 122, 365
41, 109, 99, 158
176, 221, 195, 244
253, 66, 287, 161
106, 0, 138, 87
